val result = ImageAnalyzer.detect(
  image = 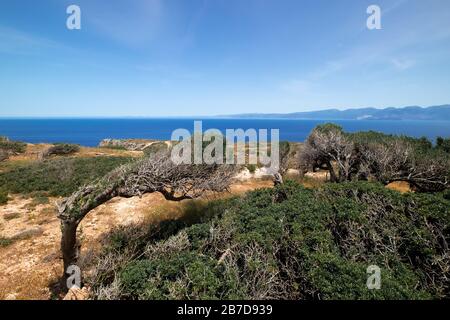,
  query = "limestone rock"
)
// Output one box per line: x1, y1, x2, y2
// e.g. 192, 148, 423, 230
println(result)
63, 286, 90, 300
